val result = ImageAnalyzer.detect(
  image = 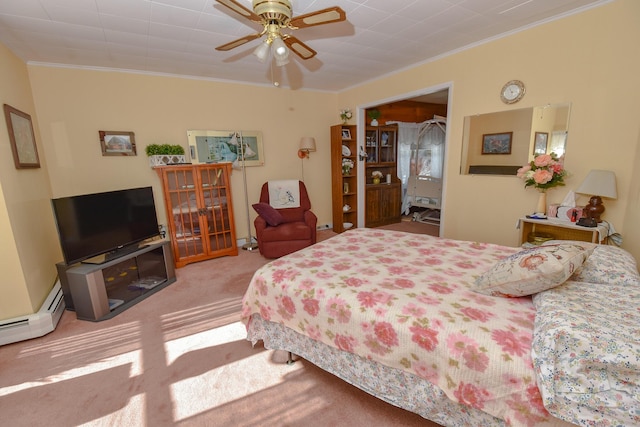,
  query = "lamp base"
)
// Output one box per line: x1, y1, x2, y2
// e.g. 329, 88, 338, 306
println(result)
585, 195, 605, 222
243, 242, 259, 251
